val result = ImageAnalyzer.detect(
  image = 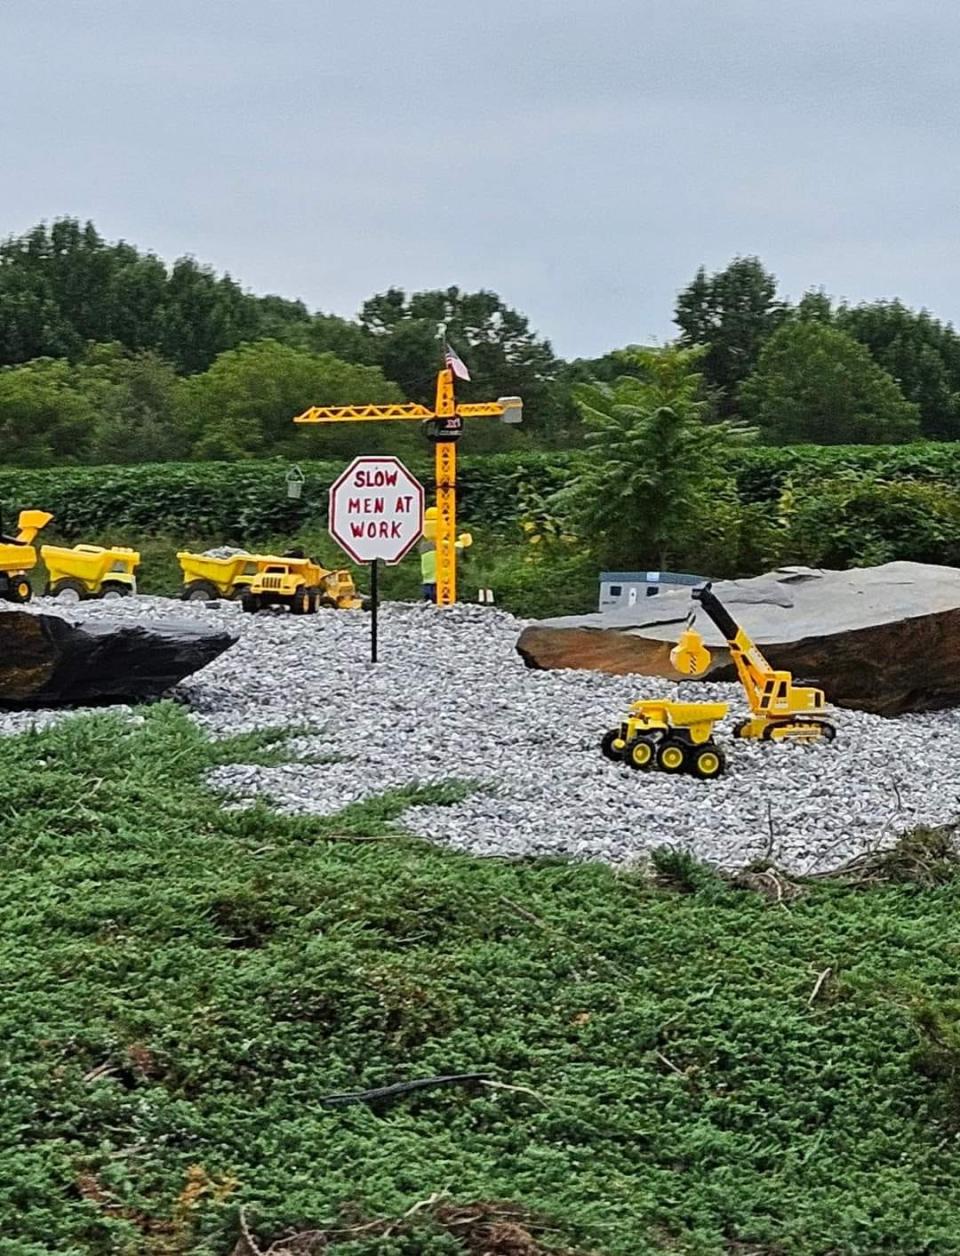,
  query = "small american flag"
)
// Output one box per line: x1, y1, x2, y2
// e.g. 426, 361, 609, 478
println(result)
444, 341, 471, 381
